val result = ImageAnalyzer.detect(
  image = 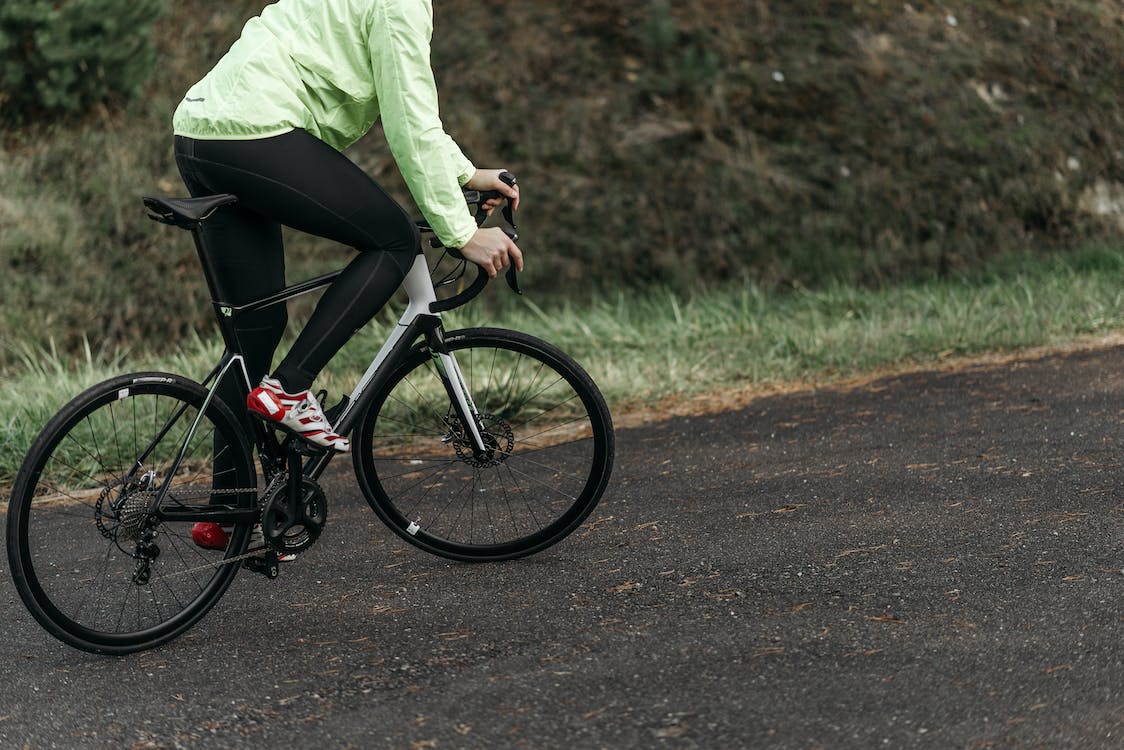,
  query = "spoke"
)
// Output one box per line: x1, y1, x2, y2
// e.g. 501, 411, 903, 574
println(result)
31, 506, 101, 521
380, 457, 461, 491
495, 443, 591, 482
60, 431, 118, 485
71, 540, 117, 626
369, 431, 444, 445
146, 575, 165, 627
482, 466, 501, 544
39, 454, 116, 499
515, 415, 594, 447
510, 393, 581, 433
375, 412, 439, 432
482, 346, 500, 410
386, 384, 442, 426
179, 424, 223, 489
161, 525, 210, 591
368, 453, 450, 462
496, 352, 525, 409
503, 460, 542, 533
503, 462, 582, 503
397, 457, 462, 522
134, 582, 143, 633
132, 395, 139, 469
427, 467, 478, 534
152, 564, 186, 617
86, 414, 111, 484
504, 360, 549, 417
397, 364, 450, 429
495, 463, 523, 541
114, 565, 132, 633
109, 400, 123, 476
